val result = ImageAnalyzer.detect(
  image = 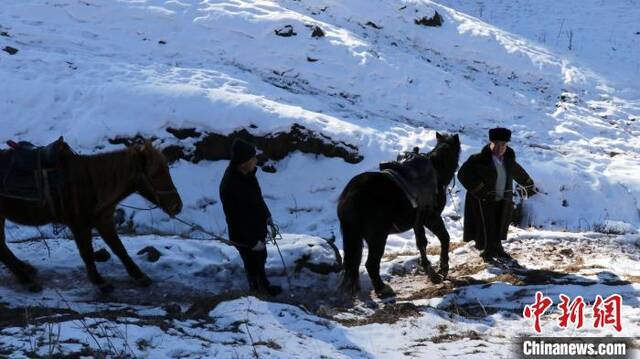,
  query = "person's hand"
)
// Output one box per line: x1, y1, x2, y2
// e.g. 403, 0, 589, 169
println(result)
474, 188, 492, 202
251, 241, 266, 251
267, 217, 278, 238
528, 183, 541, 197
